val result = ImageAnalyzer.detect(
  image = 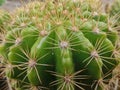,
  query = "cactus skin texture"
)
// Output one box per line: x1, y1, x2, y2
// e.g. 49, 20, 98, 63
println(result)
0, 0, 120, 90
